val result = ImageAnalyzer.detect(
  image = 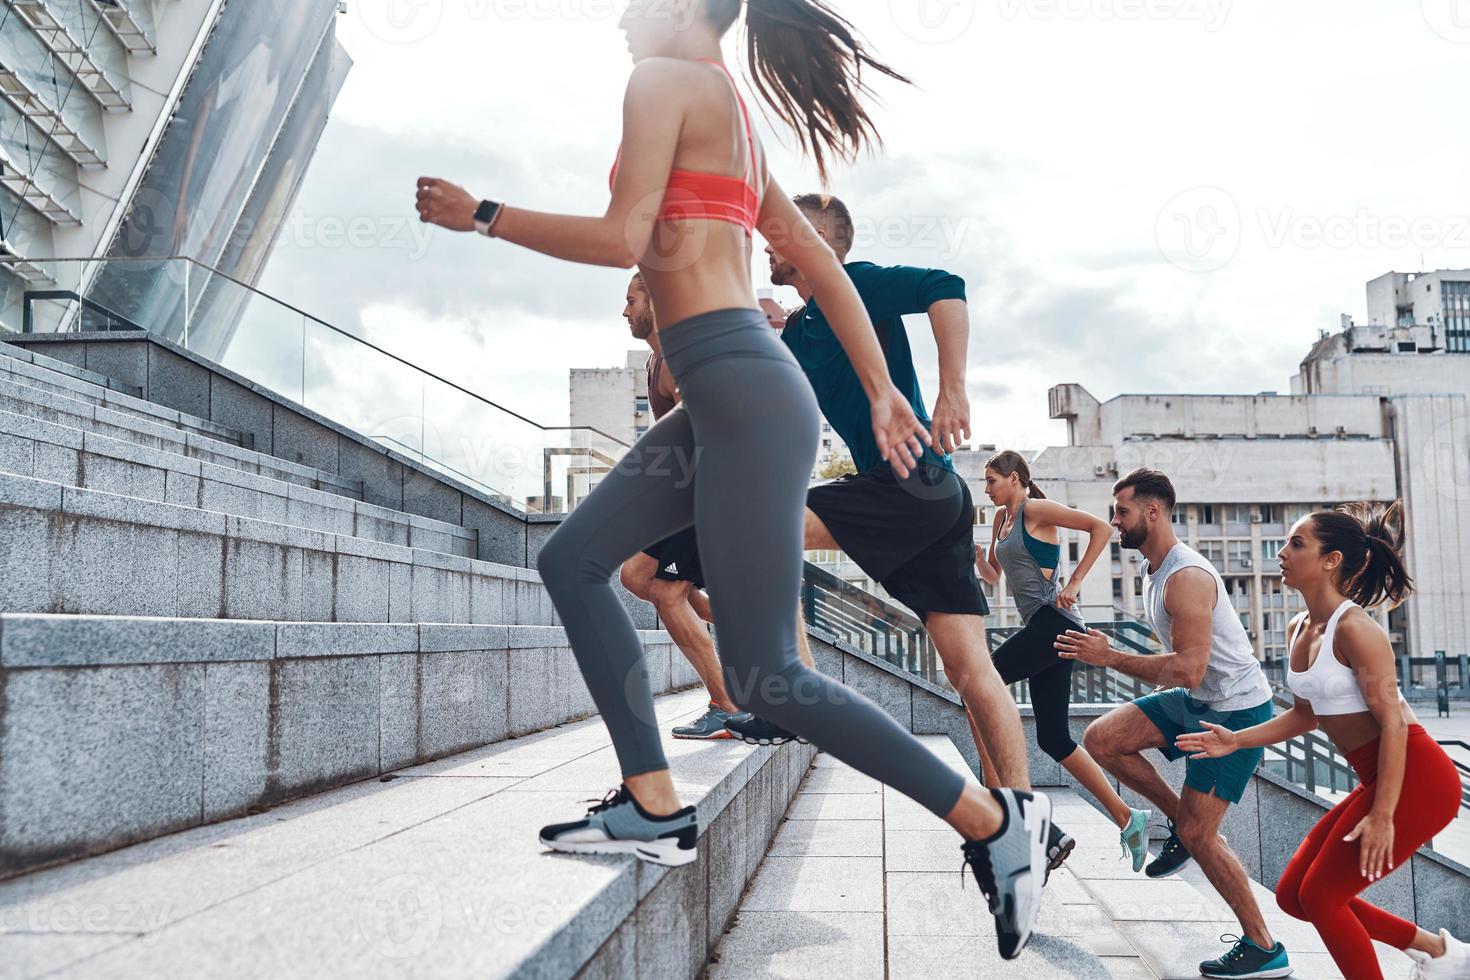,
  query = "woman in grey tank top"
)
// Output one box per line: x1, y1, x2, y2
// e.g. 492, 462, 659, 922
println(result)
977, 452, 1152, 866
